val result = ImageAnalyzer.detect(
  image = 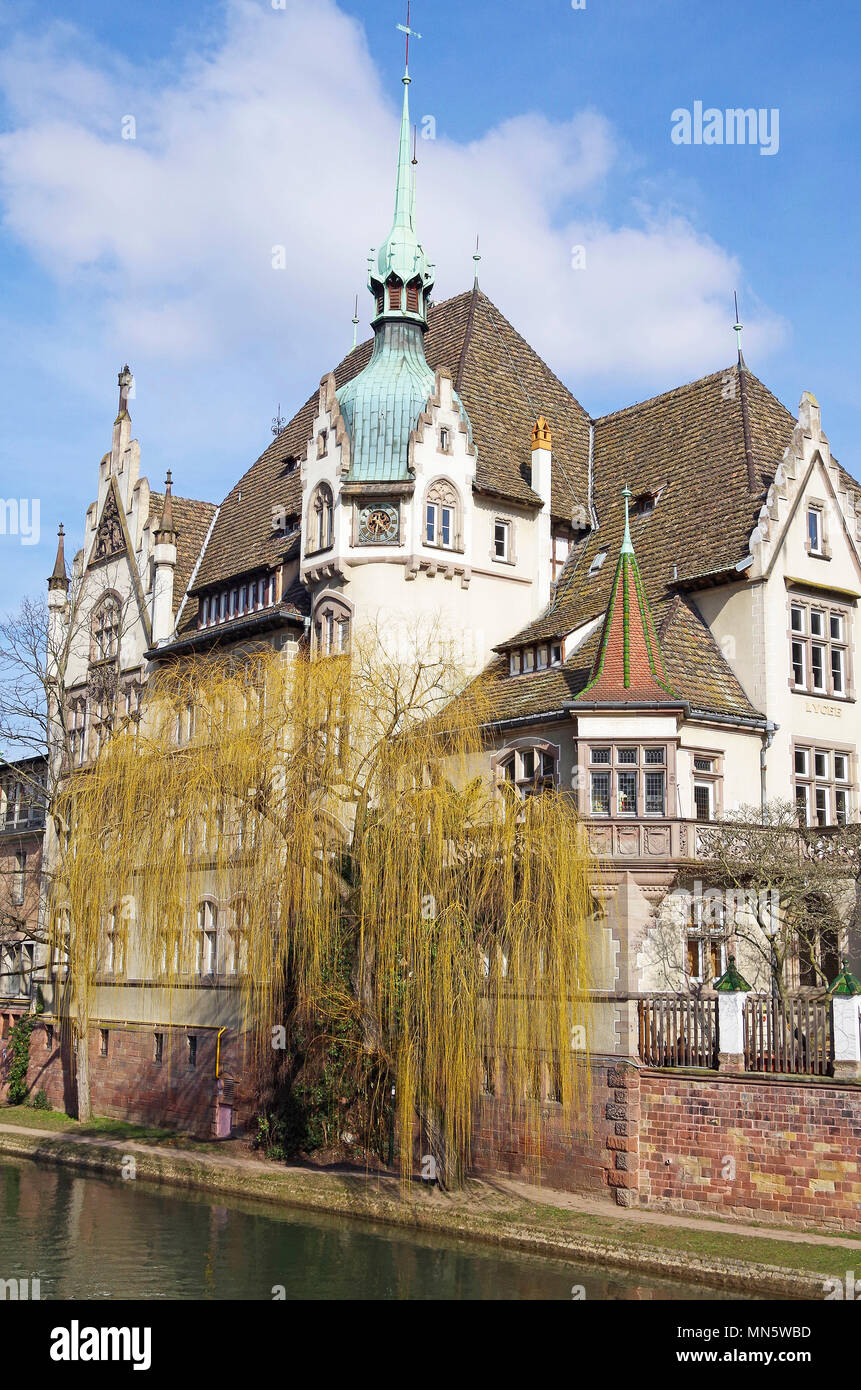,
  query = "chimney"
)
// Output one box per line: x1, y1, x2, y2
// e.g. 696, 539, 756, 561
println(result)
531, 416, 553, 611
